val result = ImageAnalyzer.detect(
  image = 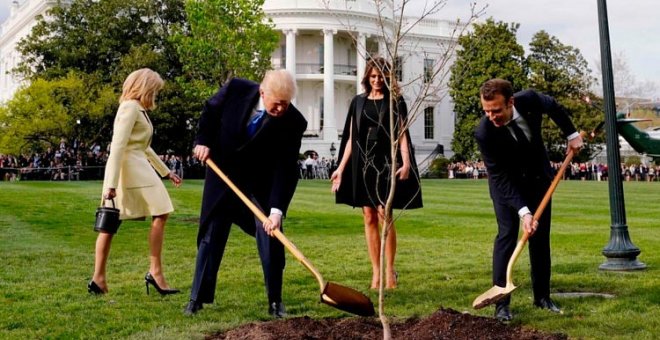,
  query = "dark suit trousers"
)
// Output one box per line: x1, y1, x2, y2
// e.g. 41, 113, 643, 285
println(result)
492, 185, 552, 303
189, 197, 285, 304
